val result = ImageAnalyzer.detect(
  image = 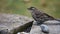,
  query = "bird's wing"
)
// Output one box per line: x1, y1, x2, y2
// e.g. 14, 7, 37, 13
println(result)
43, 13, 55, 20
